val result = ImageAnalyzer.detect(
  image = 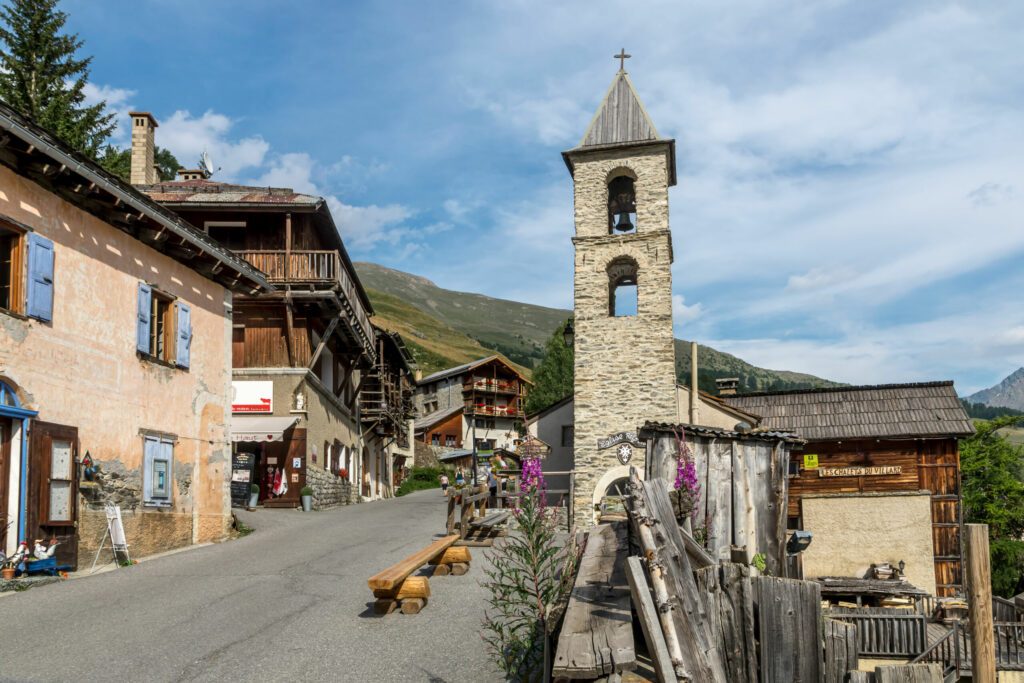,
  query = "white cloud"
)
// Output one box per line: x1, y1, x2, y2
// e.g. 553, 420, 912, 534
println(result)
673, 294, 703, 323
158, 110, 269, 179
328, 199, 415, 250
81, 83, 135, 144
